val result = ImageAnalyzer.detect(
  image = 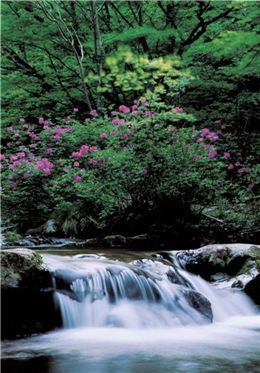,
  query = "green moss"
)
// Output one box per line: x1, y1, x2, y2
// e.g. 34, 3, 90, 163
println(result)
4, 231, 21, 243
